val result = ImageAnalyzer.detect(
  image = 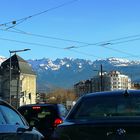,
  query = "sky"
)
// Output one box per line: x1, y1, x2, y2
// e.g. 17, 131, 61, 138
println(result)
0, 0, 140, 61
